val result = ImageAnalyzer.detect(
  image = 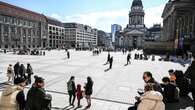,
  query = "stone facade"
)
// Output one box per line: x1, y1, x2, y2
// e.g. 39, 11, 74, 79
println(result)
0, 1, 47, 49
162, 0, 195, 52
122, 0, 147, 48
63, 23, 97, 49
46, 16, 65, 49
